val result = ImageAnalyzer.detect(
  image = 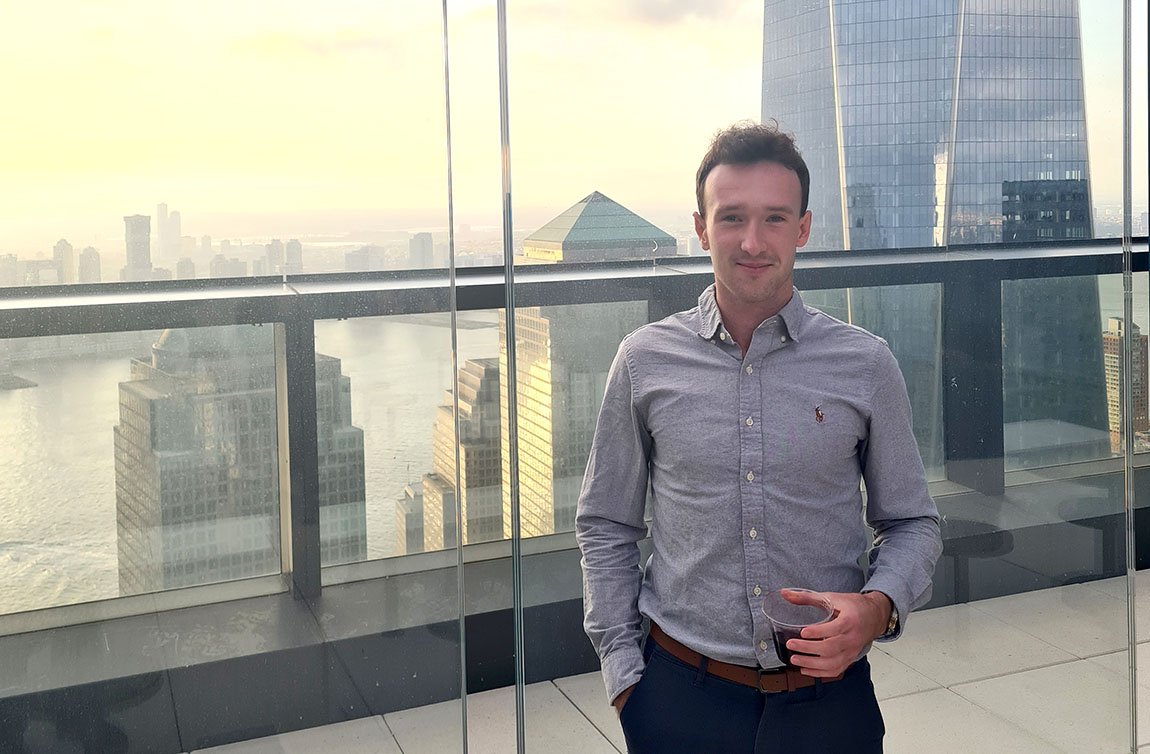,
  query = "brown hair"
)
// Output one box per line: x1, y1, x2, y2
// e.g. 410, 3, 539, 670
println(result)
695, 120, 810, 216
